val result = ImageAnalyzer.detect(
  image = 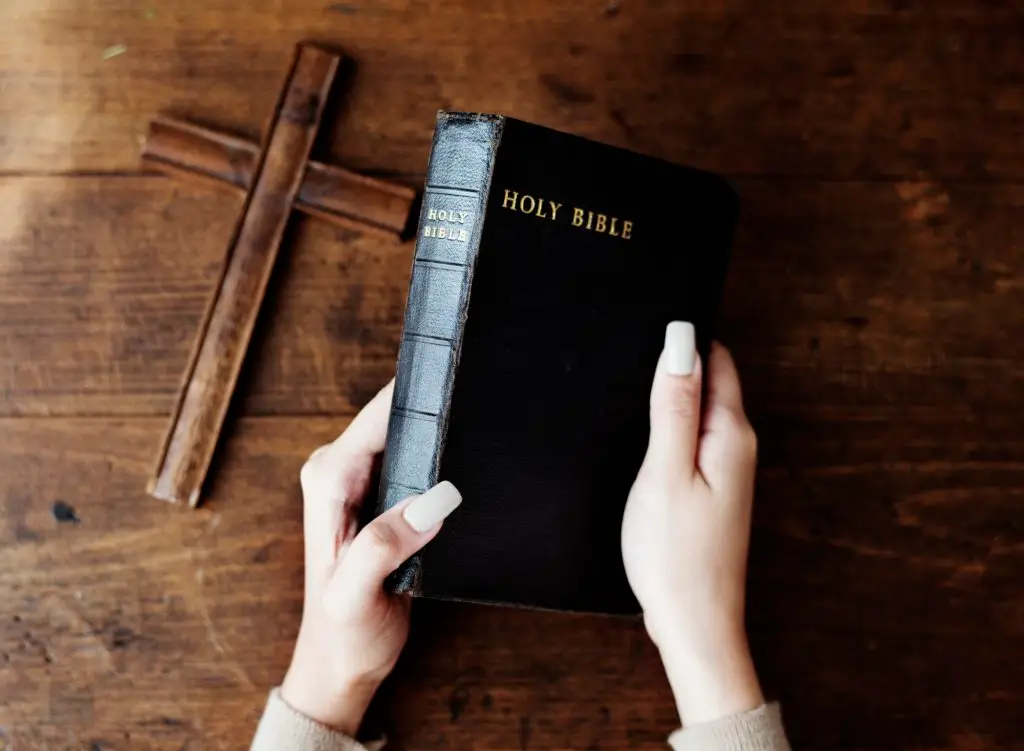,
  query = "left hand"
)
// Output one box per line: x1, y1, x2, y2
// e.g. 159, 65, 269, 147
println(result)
281, 380, 462, 734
